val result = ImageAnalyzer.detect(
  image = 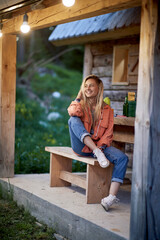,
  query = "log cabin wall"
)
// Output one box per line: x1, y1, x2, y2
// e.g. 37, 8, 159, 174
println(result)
88, 38, 139, 115
83, 37, 139, 170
